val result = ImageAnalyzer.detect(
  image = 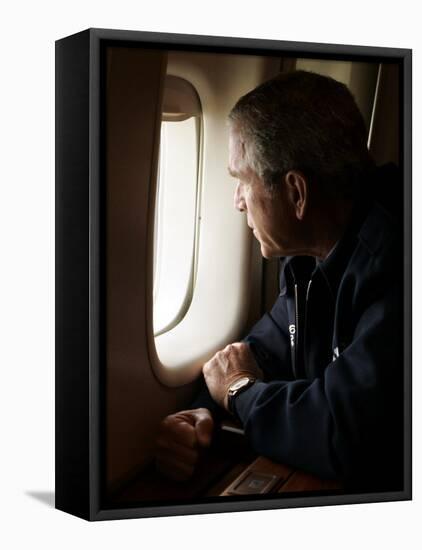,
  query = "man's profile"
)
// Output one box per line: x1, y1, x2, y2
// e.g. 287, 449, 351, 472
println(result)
154, 70, 403, 492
